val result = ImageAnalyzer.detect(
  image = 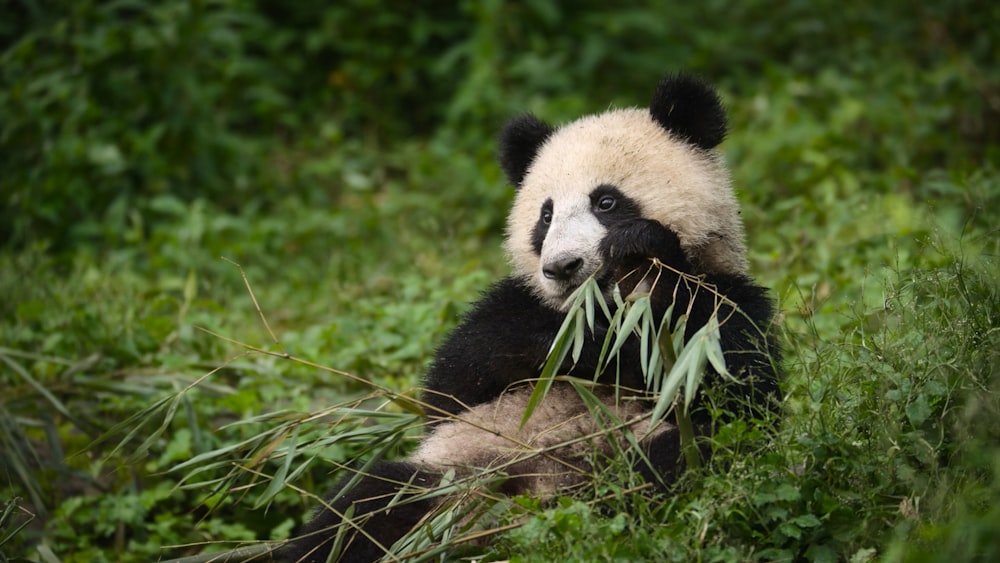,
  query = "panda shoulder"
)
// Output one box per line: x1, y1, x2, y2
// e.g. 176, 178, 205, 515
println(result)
461, 276, 548, 320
